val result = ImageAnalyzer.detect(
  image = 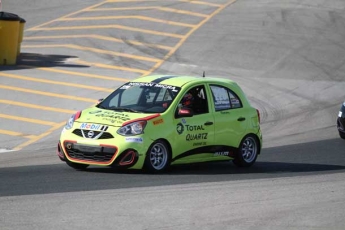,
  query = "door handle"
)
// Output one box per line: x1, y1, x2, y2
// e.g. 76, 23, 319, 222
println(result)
237, 117, 246, 122
204, 121, 213, 126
